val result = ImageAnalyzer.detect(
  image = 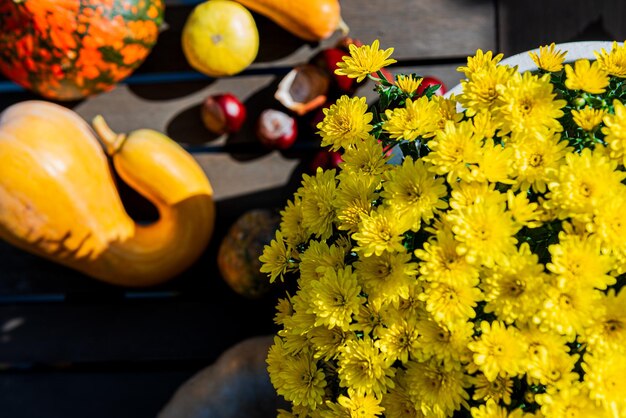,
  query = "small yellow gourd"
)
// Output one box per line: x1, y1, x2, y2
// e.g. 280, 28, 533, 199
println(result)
232, 0, 347, 41
0, 100, 215, 287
